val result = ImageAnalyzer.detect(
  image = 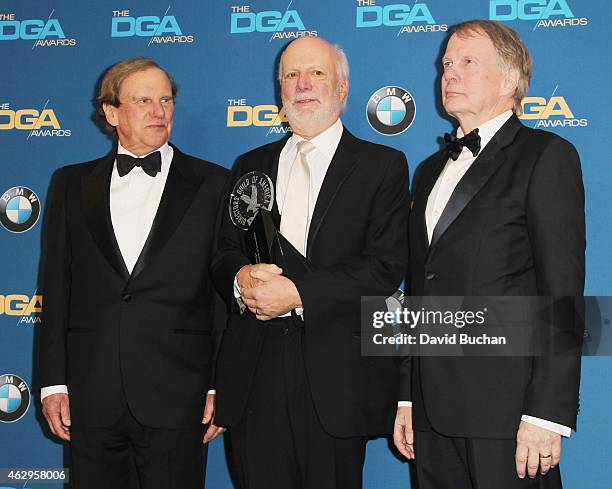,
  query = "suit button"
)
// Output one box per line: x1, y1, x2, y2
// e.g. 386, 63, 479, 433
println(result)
122, 294, 132, 303
425, 272, 437, 280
